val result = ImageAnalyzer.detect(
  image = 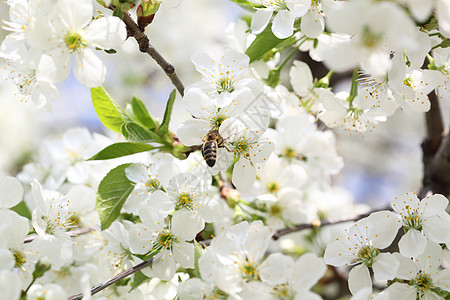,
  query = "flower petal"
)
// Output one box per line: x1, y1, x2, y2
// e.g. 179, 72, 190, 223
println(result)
0, 176, 23, 209
84, 16, 126, 49
373, 253, 399, 281
259, 253, 294, 285
172, 209, 205, 241
398, 229, 427, 258
291, 253, 326, 290
232, 157, 256, 192
419, 194, 449, 217
250, 10, 273, 34
348, 264, 371, 296
272, 10, 296, 39
74, 49, 106, 88
57, 0, 92, 29
152, 250, 176, 281
172, 240, 195, 269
